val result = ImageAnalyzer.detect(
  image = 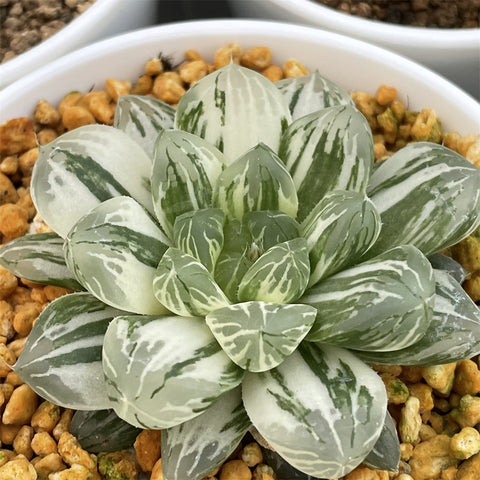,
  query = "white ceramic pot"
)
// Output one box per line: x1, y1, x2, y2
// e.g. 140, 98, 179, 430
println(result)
228, 0, 480, 99
0, 0, 161, 90
0, 19, 479, 136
